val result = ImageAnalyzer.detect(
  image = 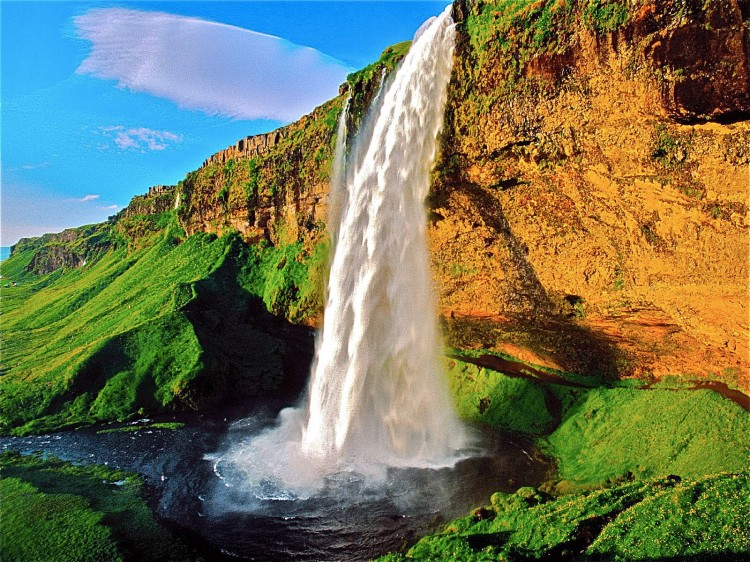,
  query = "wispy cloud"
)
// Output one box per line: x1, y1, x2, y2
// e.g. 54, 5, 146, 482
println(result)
21, 162, 50, 171
101, 204, 119, 211
98, 126, 182, 152
79, 194, 100, 202
73, 8, 351, 122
